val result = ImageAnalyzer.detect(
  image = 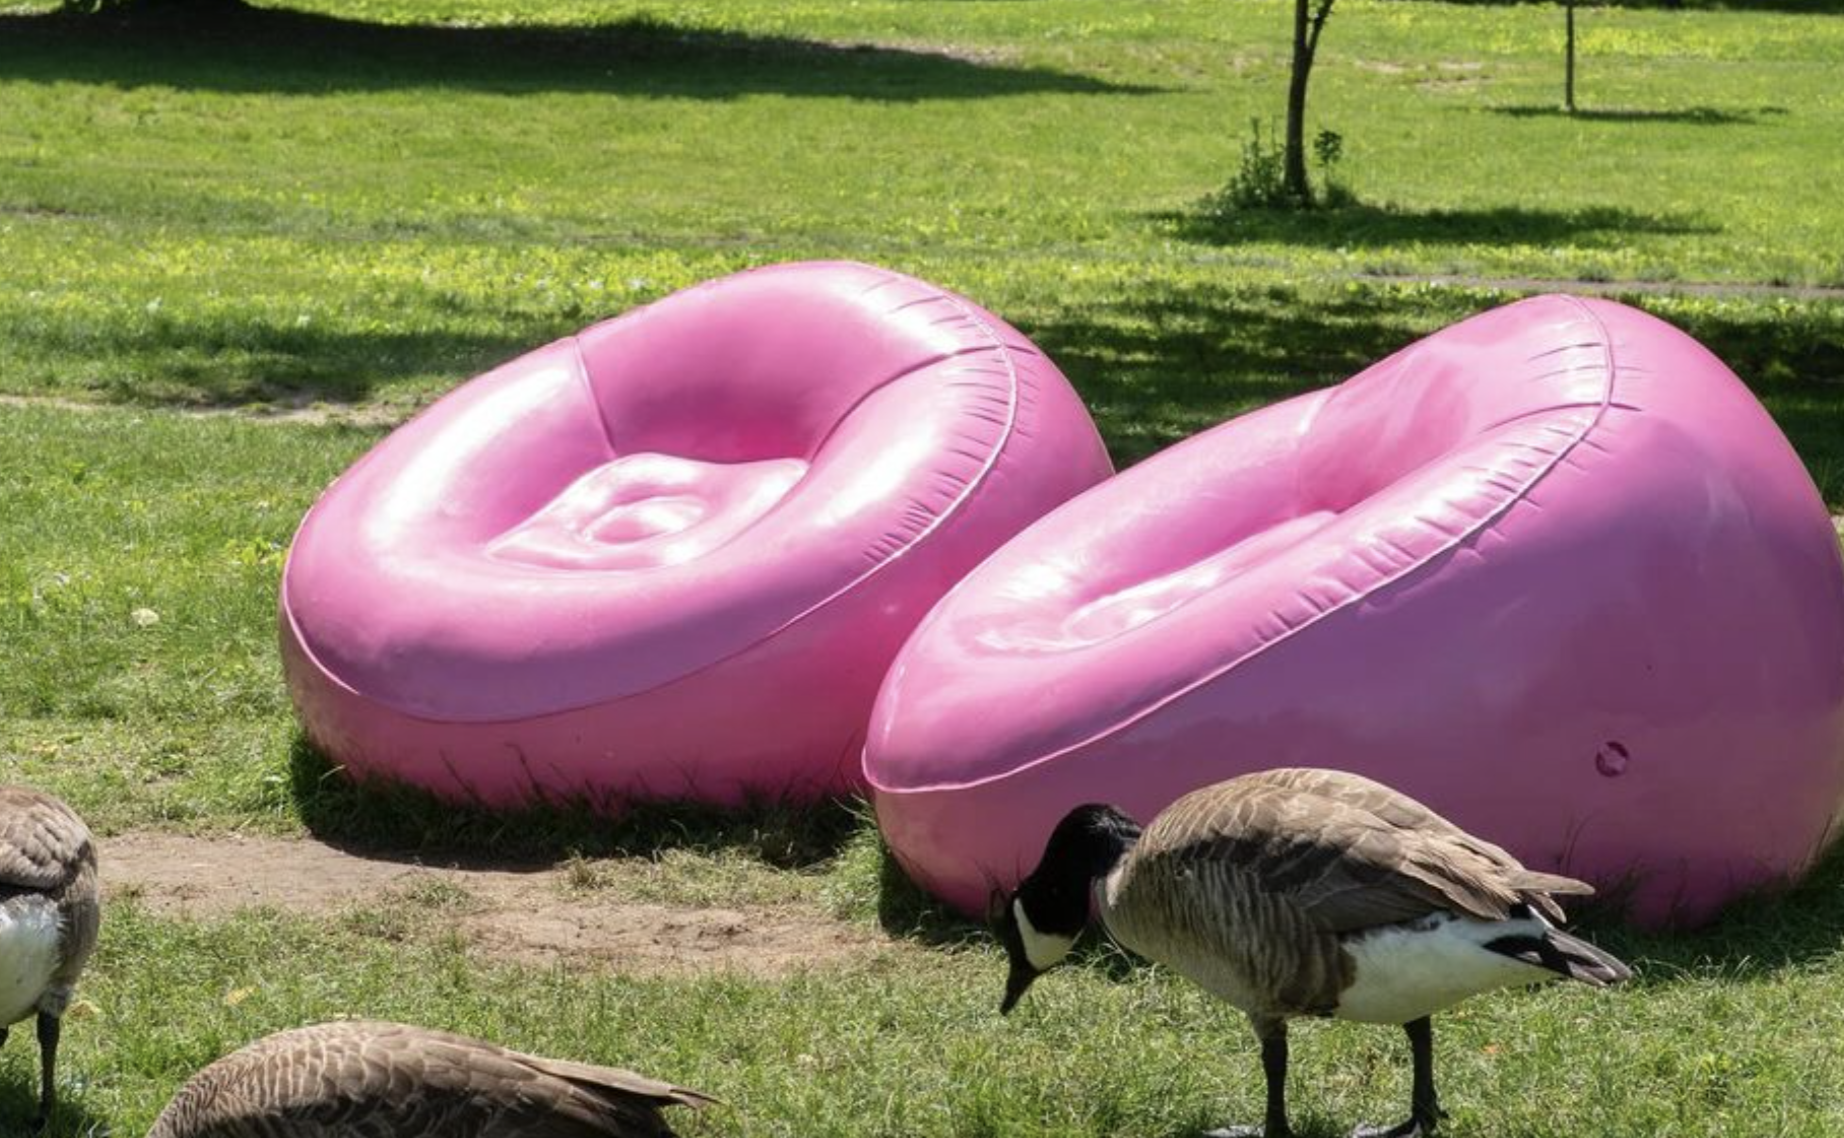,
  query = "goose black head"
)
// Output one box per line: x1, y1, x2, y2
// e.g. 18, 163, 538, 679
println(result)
995, 803, 1142, 1015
